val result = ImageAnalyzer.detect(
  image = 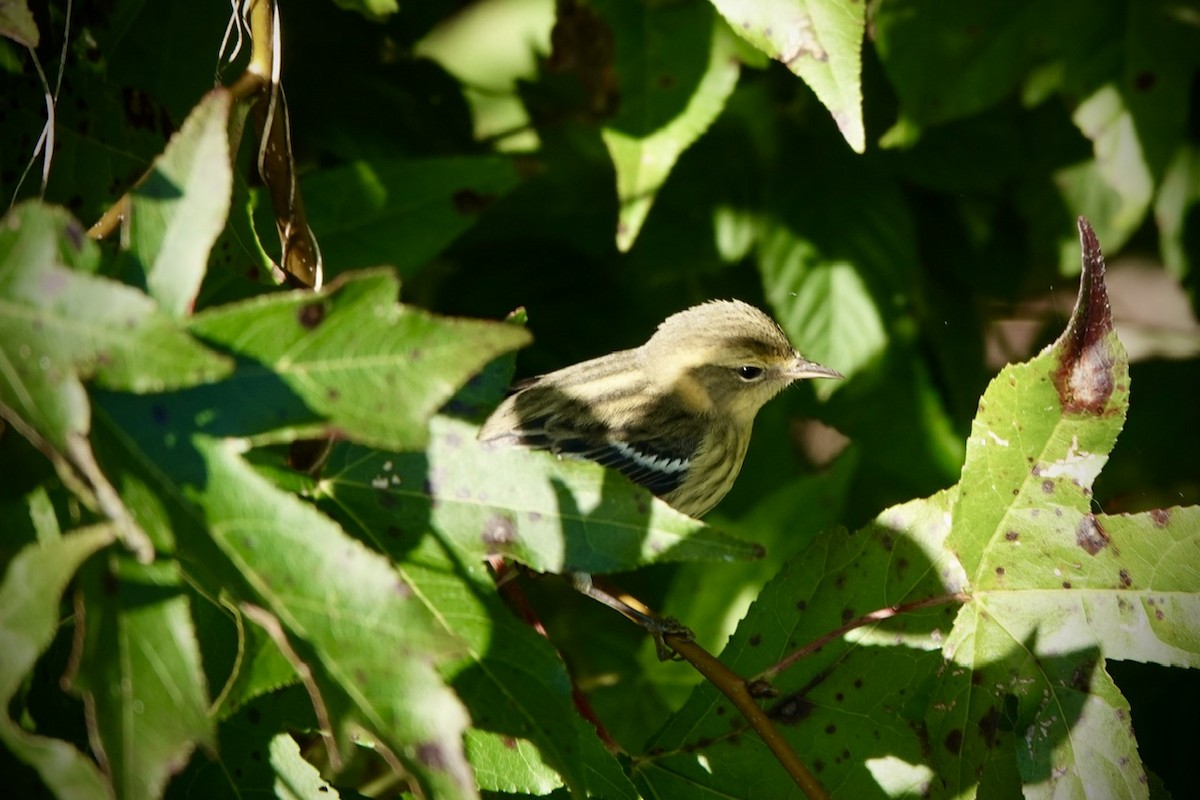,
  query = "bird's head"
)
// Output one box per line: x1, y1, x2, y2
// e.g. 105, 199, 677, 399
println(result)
639, 300, 841, 422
